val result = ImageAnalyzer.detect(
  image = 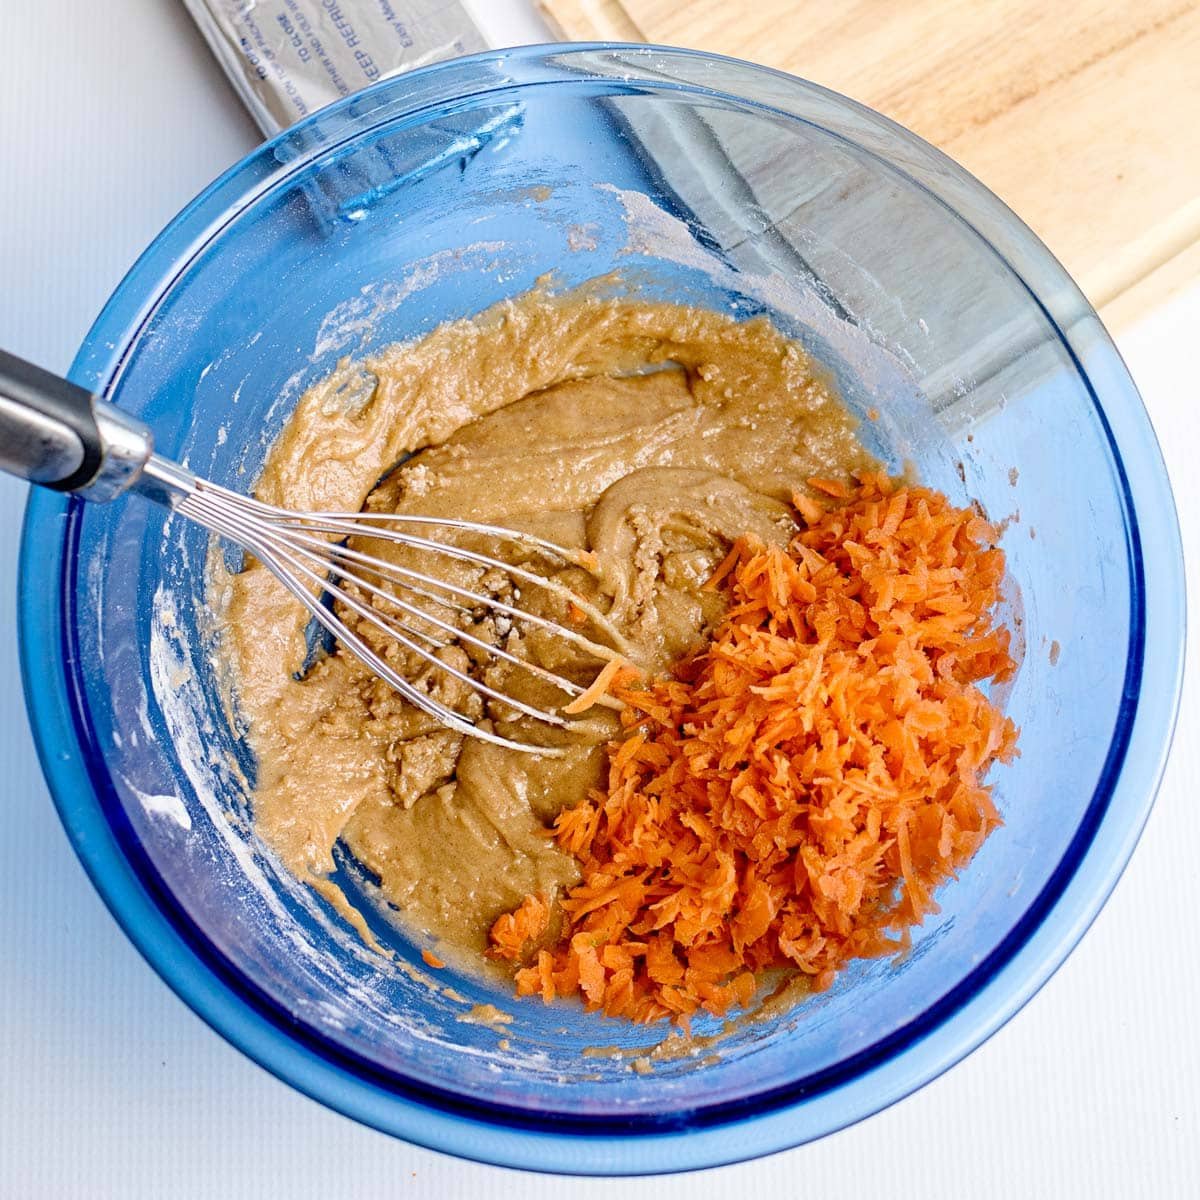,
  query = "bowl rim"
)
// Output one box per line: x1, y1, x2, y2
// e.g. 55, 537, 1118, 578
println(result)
18, 42, 1186, 1176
